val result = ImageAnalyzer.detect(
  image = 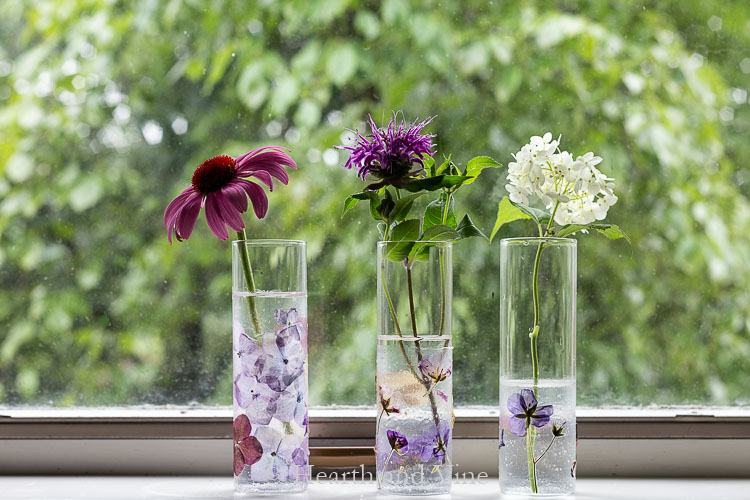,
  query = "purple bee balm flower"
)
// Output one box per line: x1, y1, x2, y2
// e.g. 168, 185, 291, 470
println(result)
233, 414, 263, 476
163, 147, 296, 243
418, 353, 452, 385
234, 371, 280, 425
507, 388, 554, 437
336, 112, 435, 189
386, 429, 409, 454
